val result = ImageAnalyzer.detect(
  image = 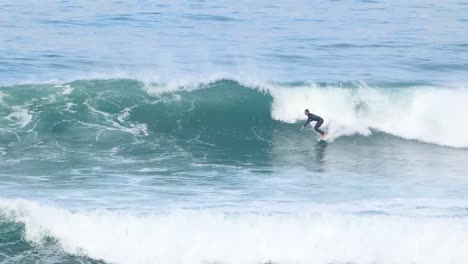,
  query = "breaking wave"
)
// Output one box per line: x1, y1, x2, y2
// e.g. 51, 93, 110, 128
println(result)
1, 78, 466, 148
